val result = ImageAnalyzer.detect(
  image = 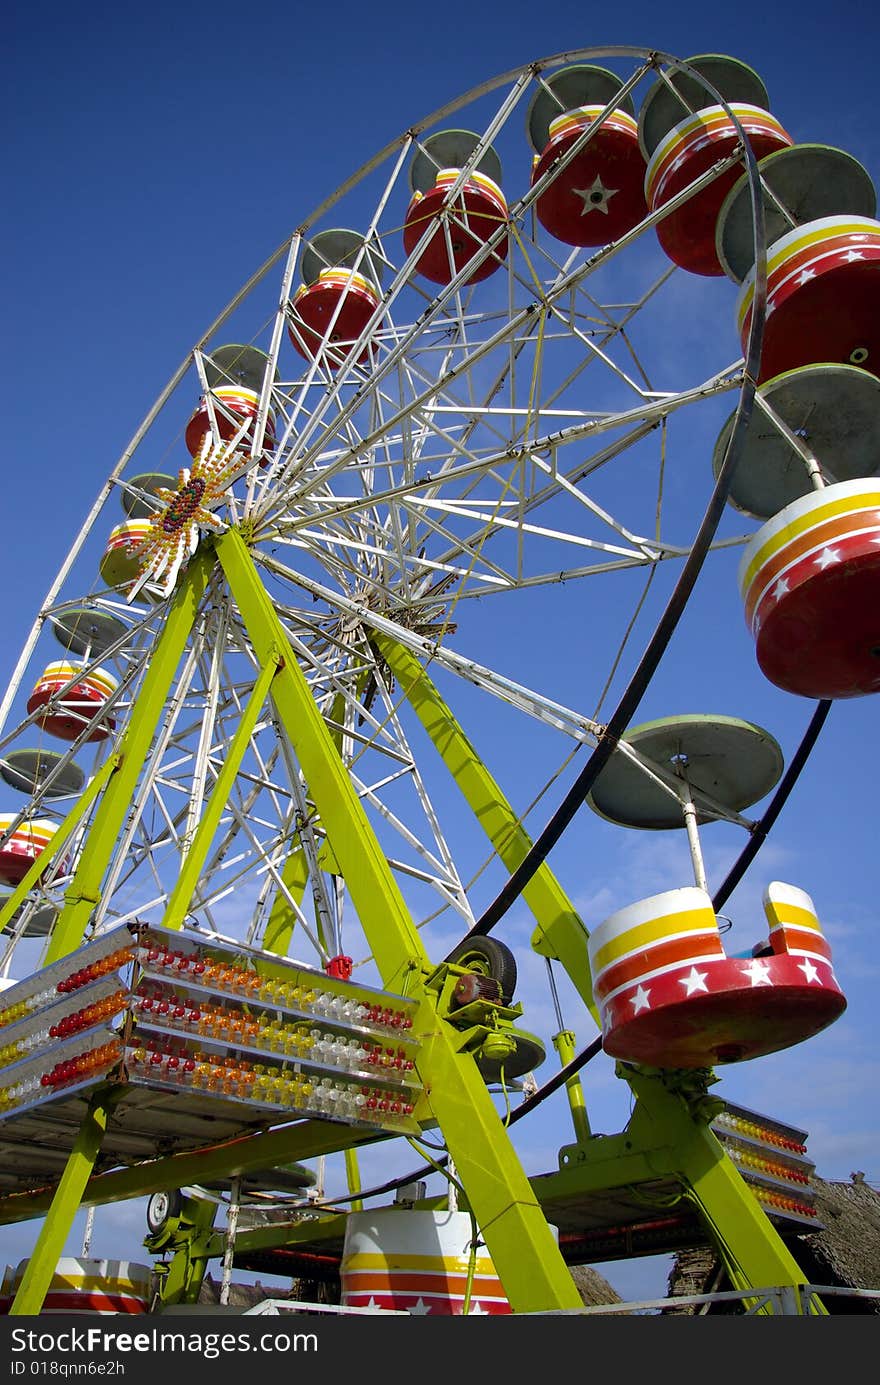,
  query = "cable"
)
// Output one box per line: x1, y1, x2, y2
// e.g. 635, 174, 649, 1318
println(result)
450, 387, 762, 944
439, 81, 772, 952
712, 699, 832, 912
307, 1035, 606, 1211
499, 1063, 511, 1127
